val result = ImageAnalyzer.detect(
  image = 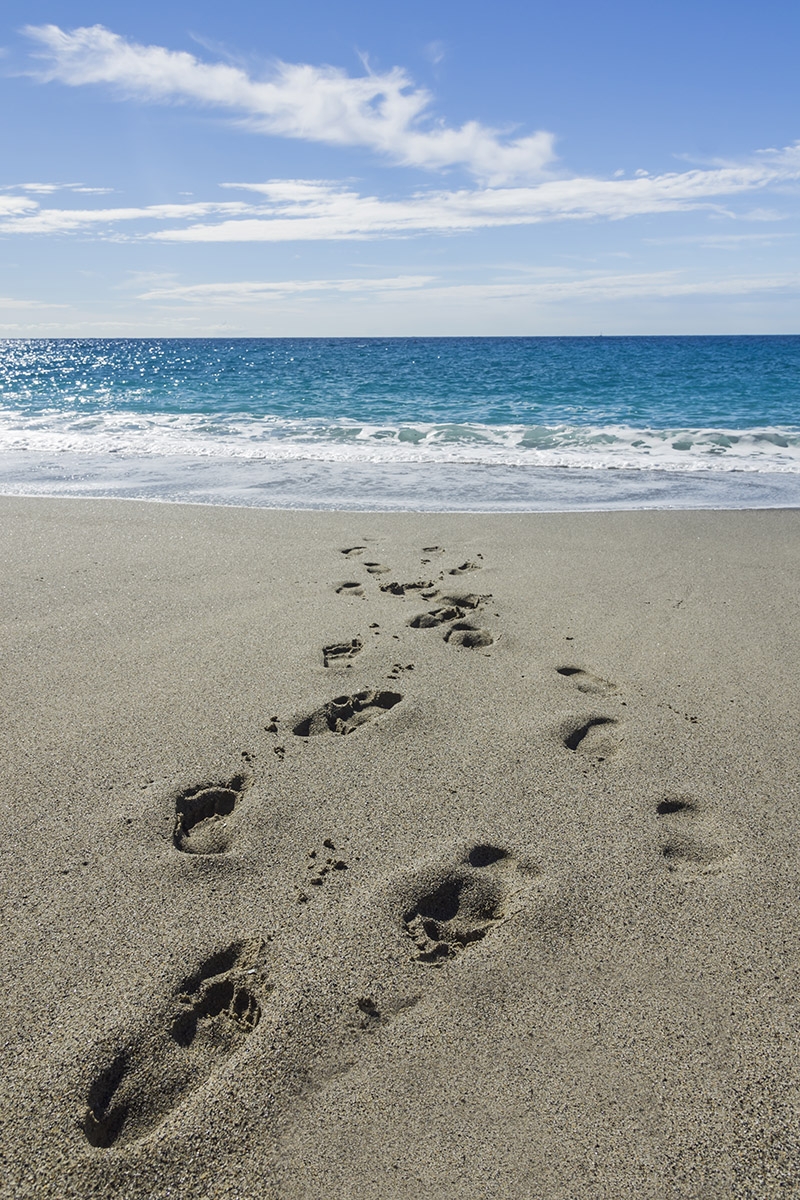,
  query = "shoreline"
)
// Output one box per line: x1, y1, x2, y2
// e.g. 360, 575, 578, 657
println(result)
3, 497, 799, 1198
3, 450, 800, 512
